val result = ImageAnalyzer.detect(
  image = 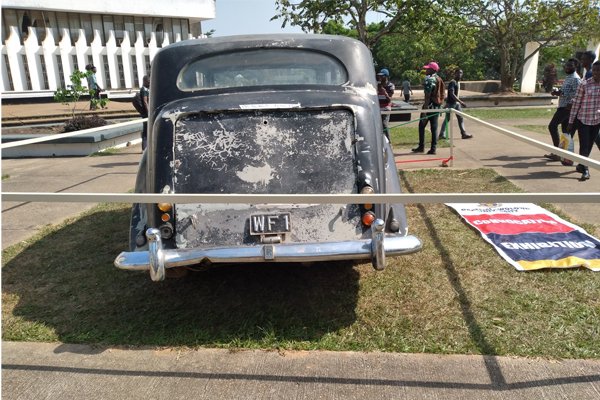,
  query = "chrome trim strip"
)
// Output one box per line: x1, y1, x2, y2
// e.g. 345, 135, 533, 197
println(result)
114, 233, 422, 279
